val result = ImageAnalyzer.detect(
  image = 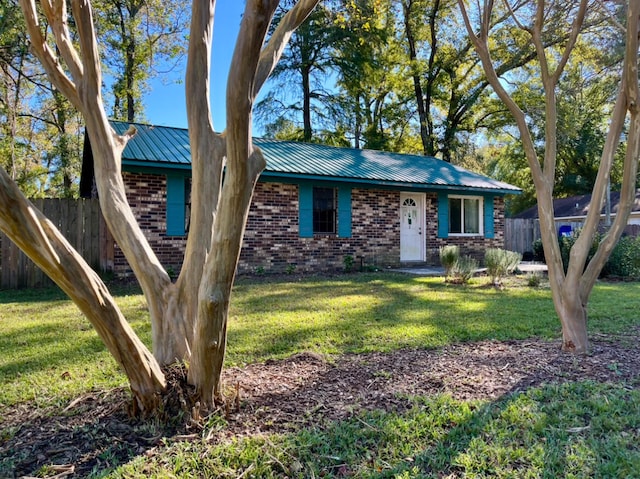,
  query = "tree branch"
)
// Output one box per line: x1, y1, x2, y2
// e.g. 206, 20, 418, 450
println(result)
18, 0, 80, 108
551, 0, 588, 84
40, 0, 83, 81
253, 0, 320, 100
0, 165, 166, 409
580, 0, 640, 293
458, 0, 543, 181
70, 0, 102, 94
501, 0, 529, 33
